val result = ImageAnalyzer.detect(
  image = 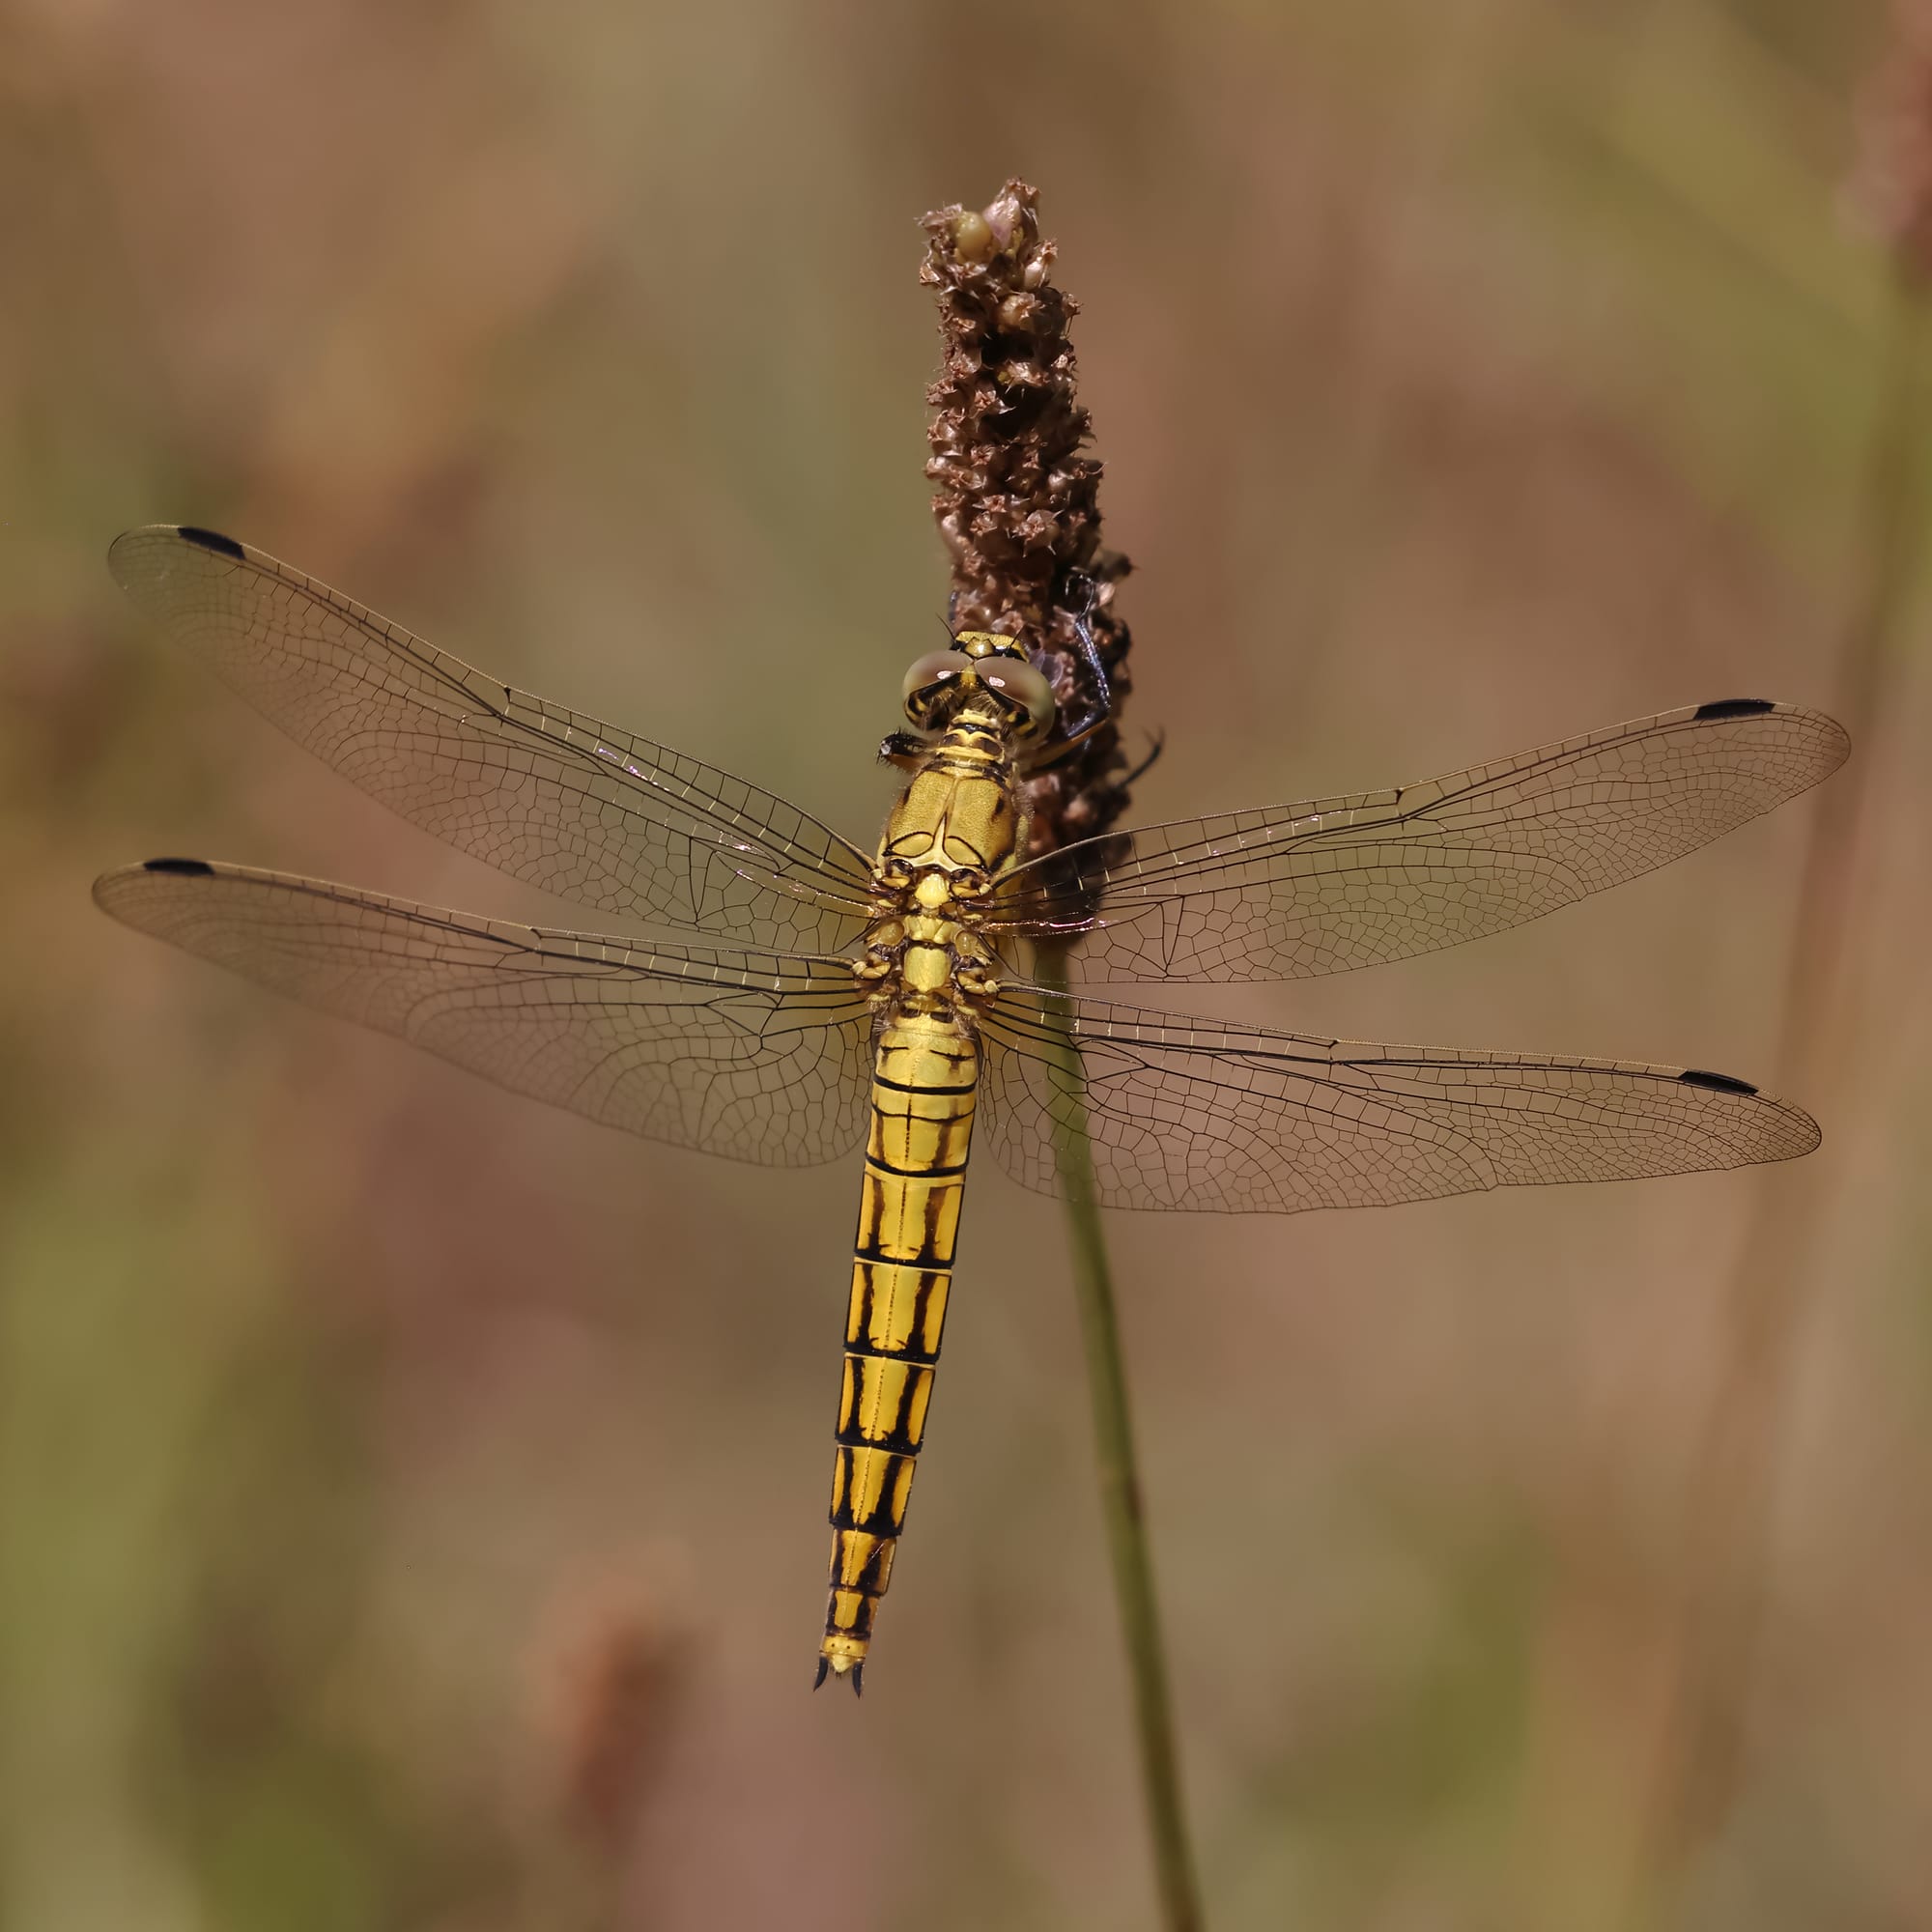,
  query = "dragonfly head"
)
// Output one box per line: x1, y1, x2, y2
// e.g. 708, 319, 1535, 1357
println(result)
901, 633, 1056, 743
